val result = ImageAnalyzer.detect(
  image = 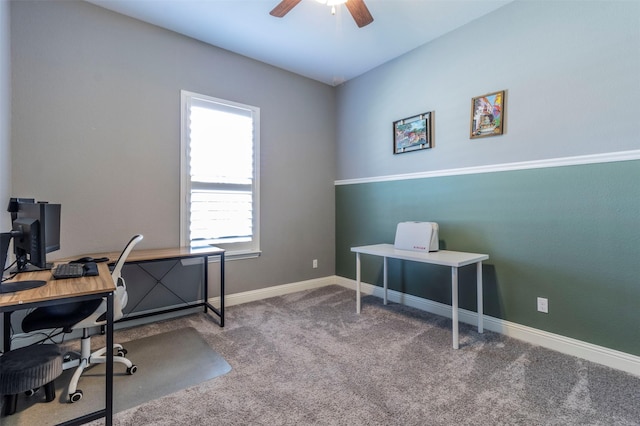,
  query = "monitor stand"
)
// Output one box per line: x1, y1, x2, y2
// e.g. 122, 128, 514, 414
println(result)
9, 262, 54, 274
